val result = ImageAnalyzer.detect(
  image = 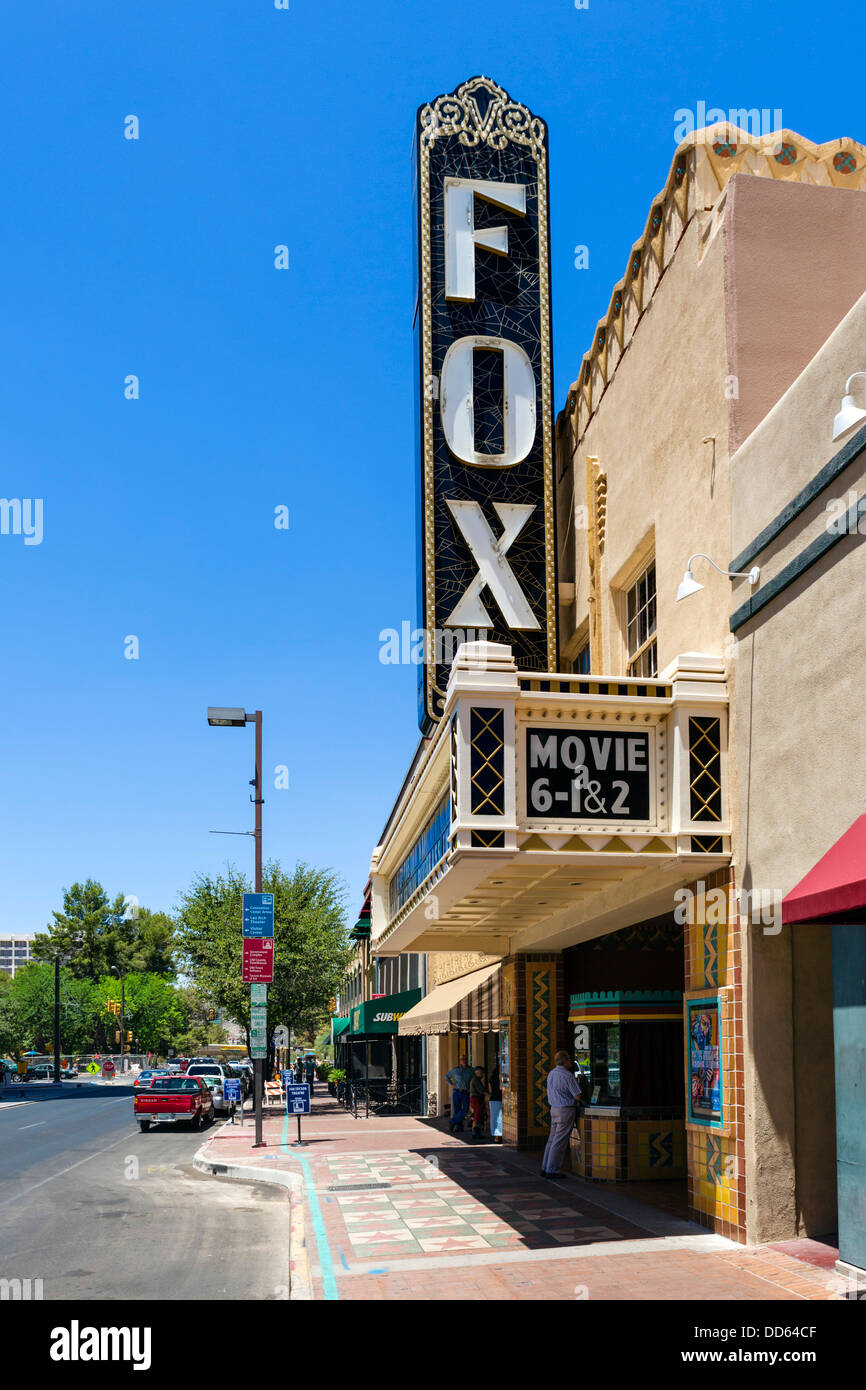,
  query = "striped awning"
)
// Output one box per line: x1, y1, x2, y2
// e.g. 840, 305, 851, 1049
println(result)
398, 963, 500, 1036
